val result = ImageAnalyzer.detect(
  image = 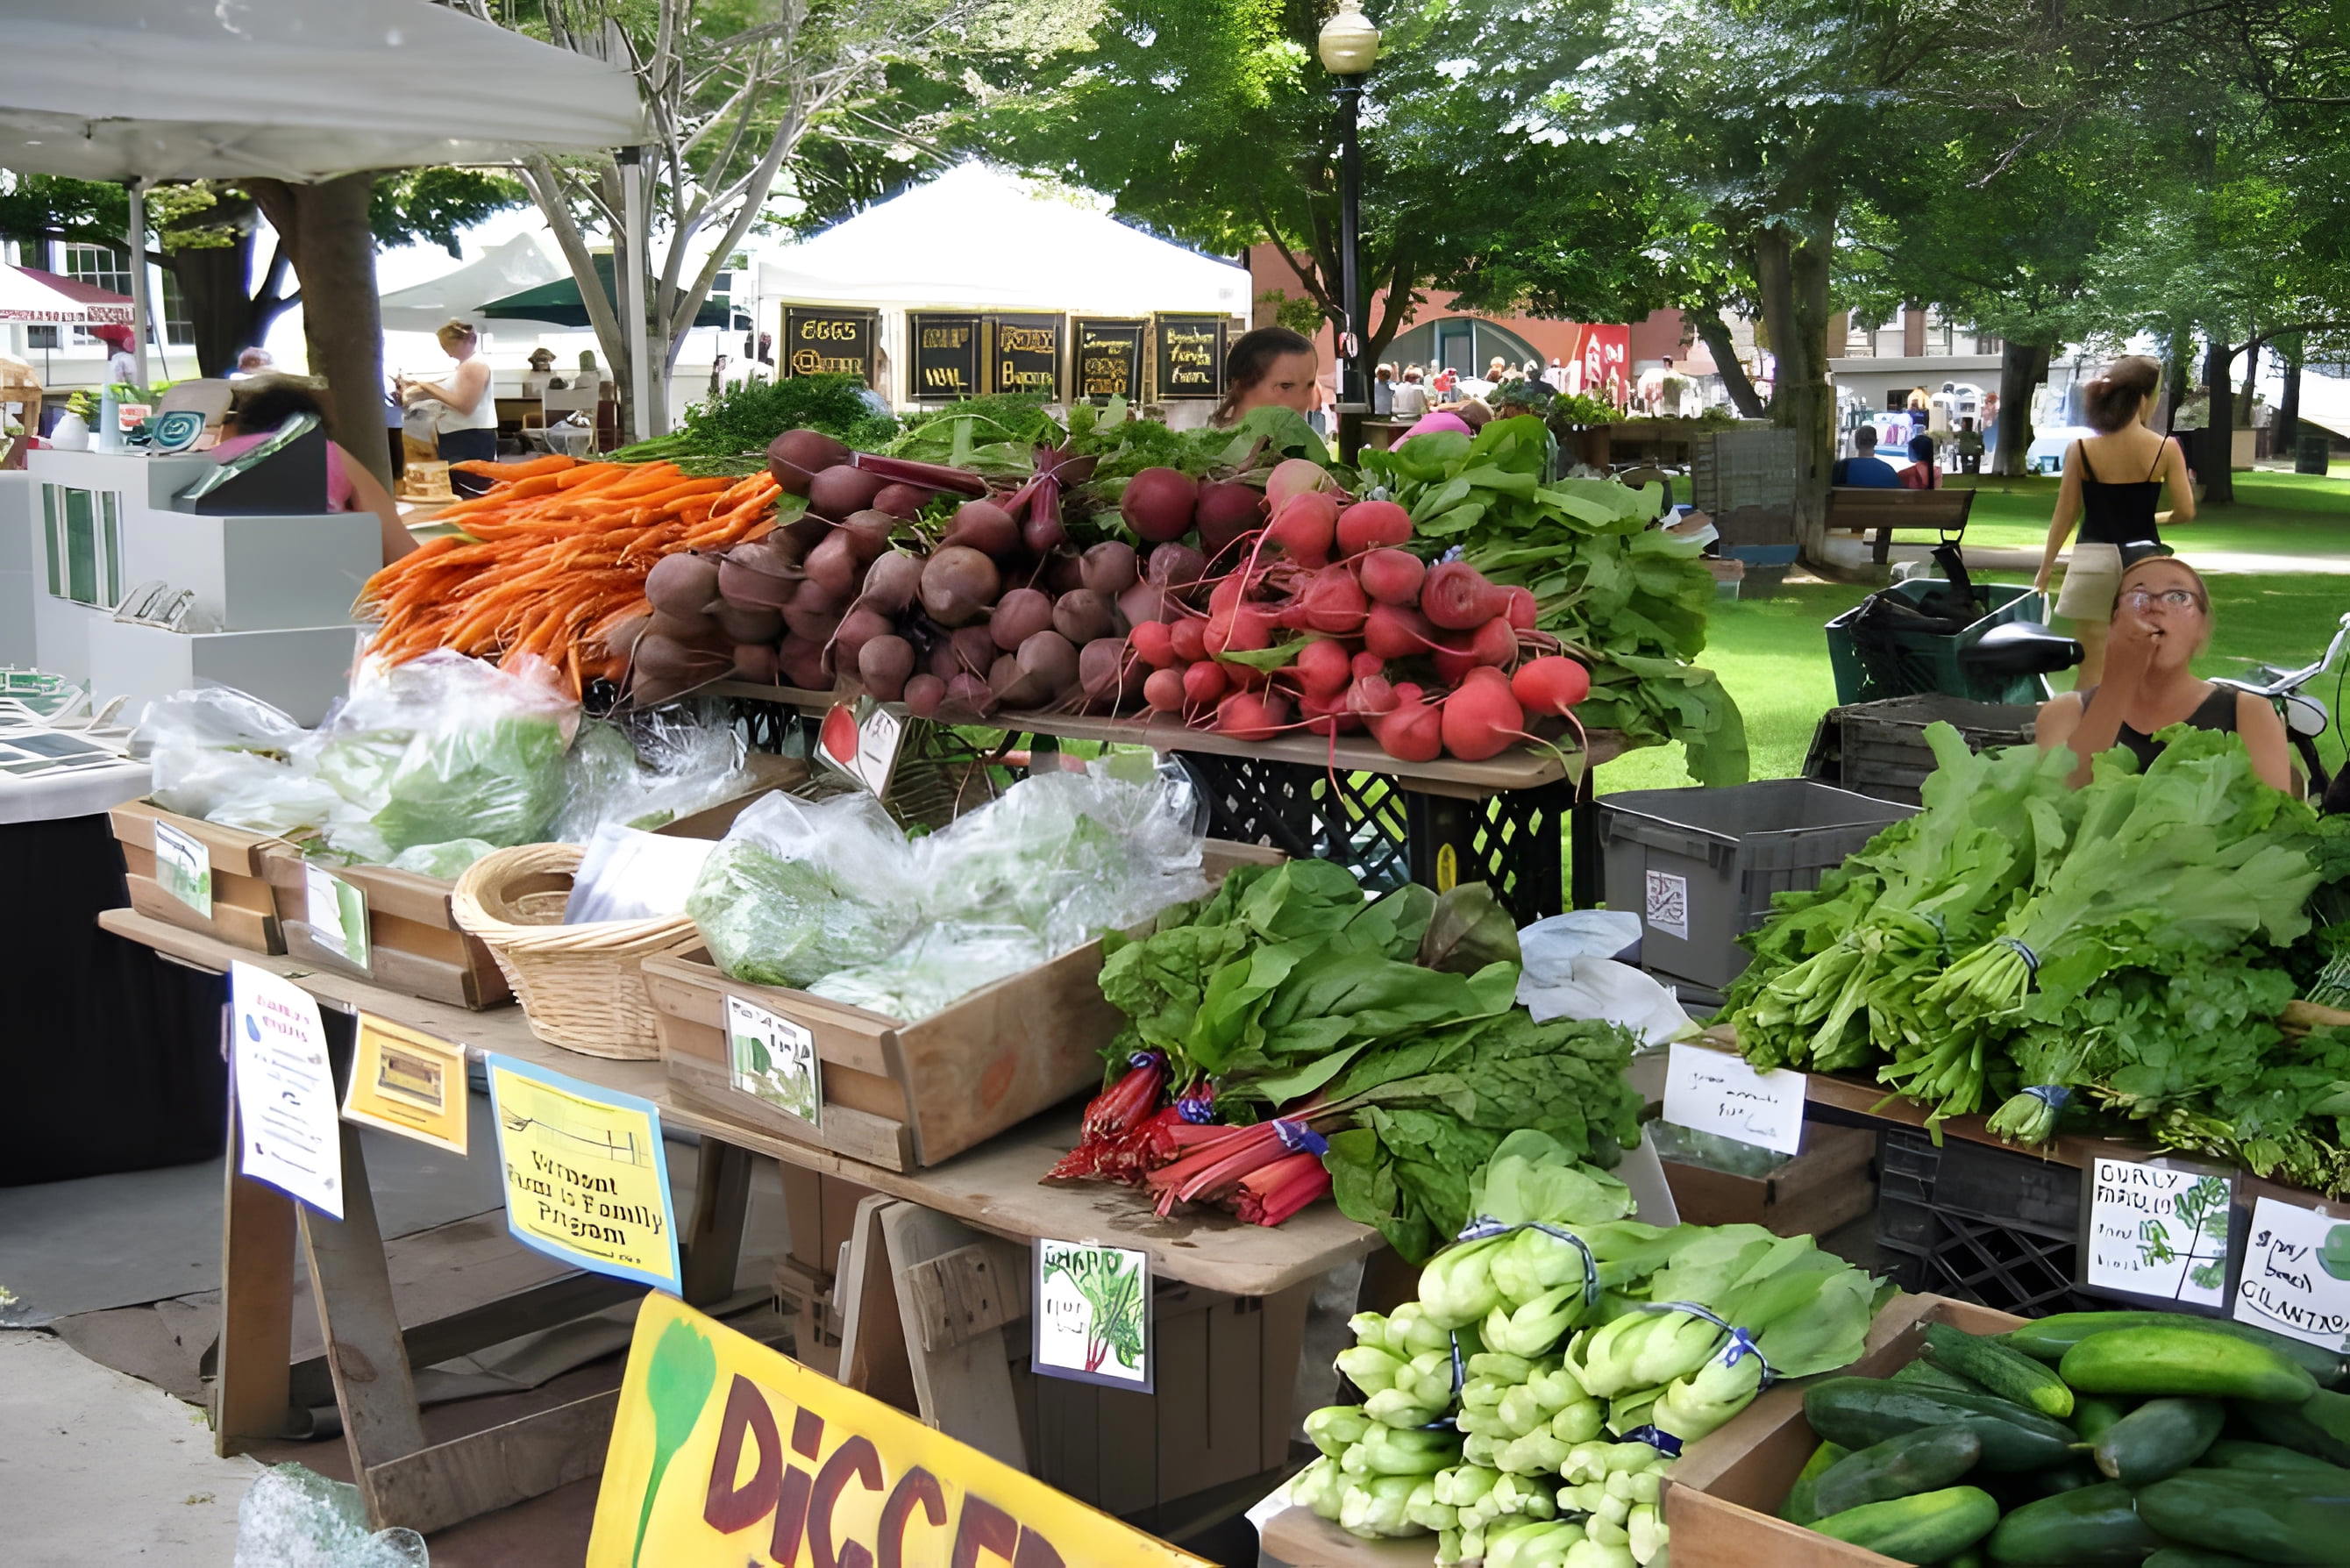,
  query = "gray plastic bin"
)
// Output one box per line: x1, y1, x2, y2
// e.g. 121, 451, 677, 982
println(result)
1598, 780, 1917, 992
